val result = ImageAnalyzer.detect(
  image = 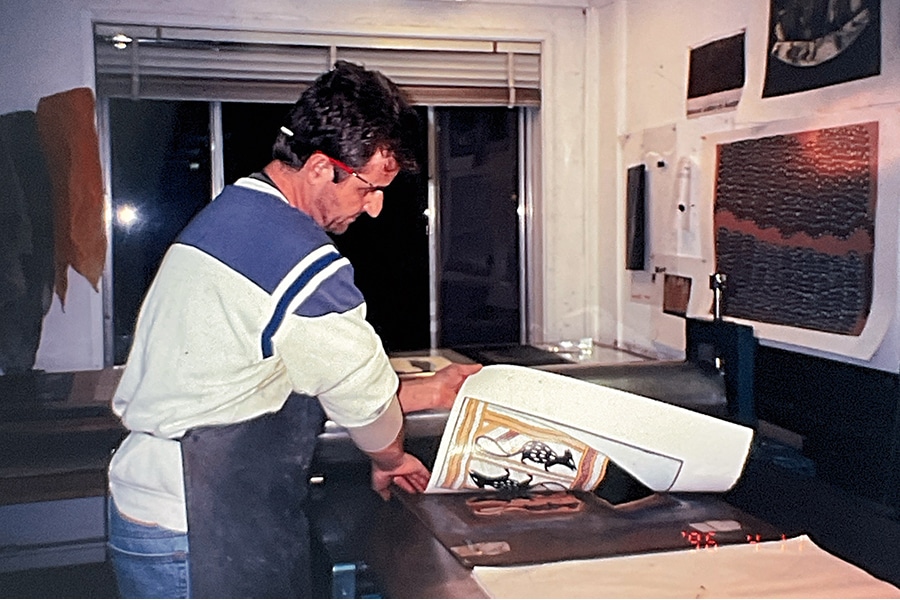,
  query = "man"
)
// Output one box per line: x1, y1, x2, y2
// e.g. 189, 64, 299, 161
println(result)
106, 60, 481, 598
